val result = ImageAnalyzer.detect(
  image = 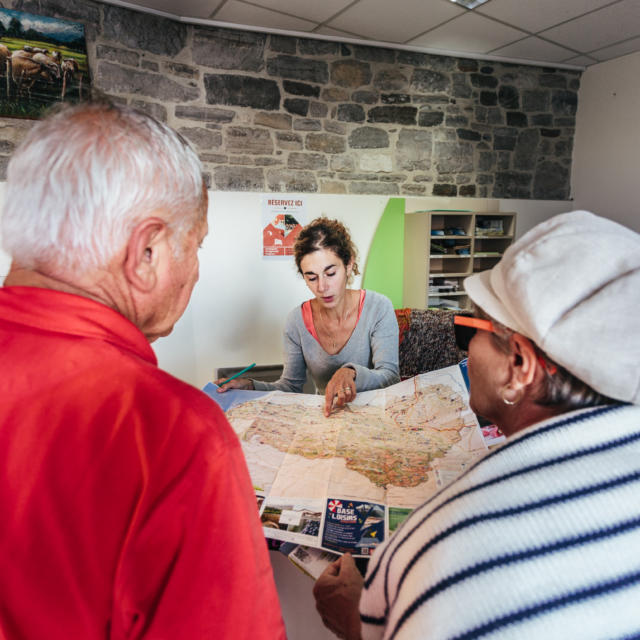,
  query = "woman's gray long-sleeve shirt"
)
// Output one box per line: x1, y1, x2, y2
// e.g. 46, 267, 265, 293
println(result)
252, 290, 400, 394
